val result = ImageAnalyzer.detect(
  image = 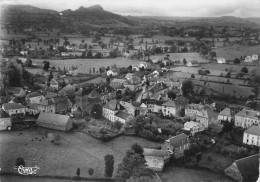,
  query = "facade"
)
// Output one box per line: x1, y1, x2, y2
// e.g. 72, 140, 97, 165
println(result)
143, 148, 170, 172
26, 103, 39, 115
37, 99, 56, 113
235, 109, 260, 128
103, 100, 122, 122
37, 112, 73, 131
162, 101, 179, 117
218, 107, 232, 122
243, 125, 260, 147
161, 133, 190, 158
196, 108, 218, 128
185, 103, 205, 118
2, 103, 26, 116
